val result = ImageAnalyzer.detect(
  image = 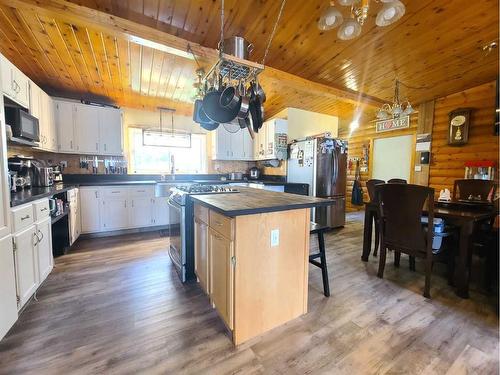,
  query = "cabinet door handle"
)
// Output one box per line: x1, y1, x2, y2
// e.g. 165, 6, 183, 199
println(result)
213, 233, 223, 240
104, 144, 107, 151
70, 140, 73, 149
37, 230, 44, 242
20, 214, 30, 221
131, 200, 134, 208
95, 191, 98, 198
213, 220, 223, 226
40, 207, 48, 212
124, 201, 127, 208
32, 232, 39, 246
